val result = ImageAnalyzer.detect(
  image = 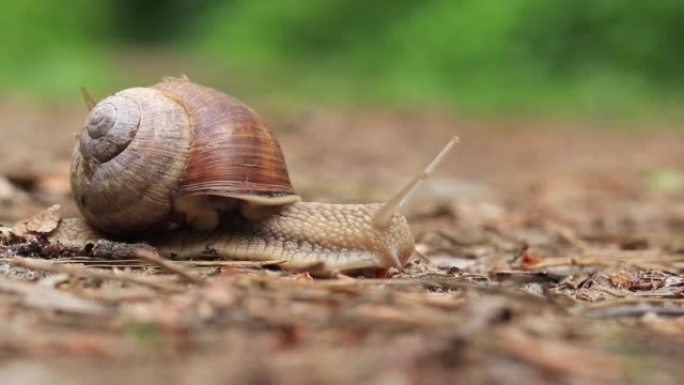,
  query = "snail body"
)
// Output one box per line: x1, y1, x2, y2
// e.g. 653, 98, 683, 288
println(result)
68, 78, 455, 275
